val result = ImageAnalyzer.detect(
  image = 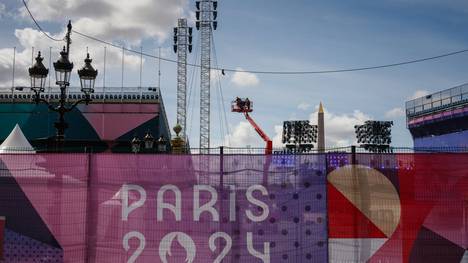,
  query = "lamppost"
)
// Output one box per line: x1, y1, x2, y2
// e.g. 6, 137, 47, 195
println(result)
157, 136, 167, 153
28, 21, 98, 150
131, 136, 141, 154
143, 131, 155, 150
